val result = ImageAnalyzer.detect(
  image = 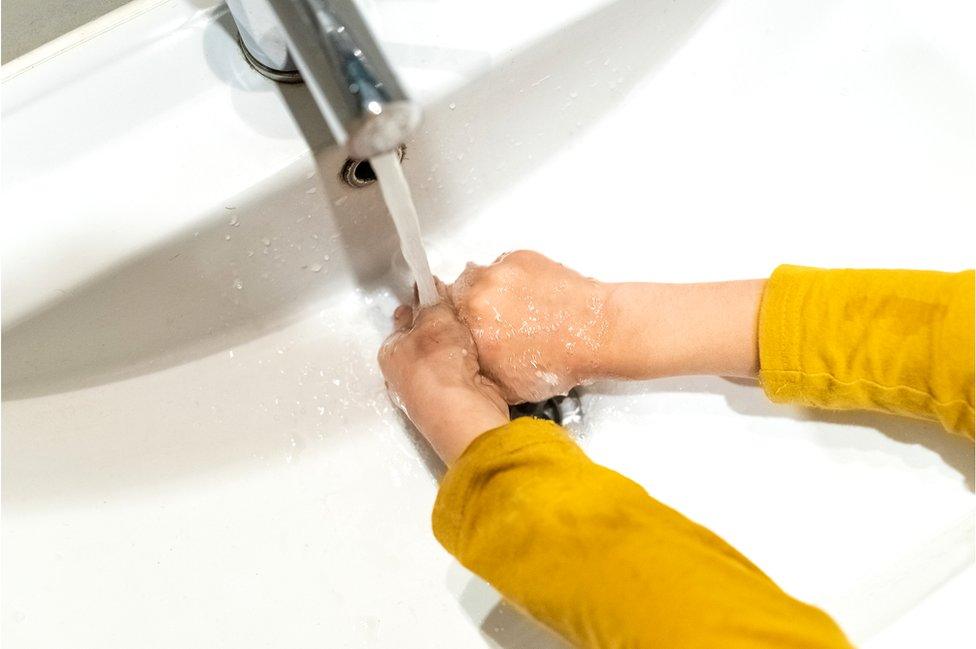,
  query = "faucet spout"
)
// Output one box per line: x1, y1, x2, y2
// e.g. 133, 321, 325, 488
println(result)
226, 0, 421, 159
